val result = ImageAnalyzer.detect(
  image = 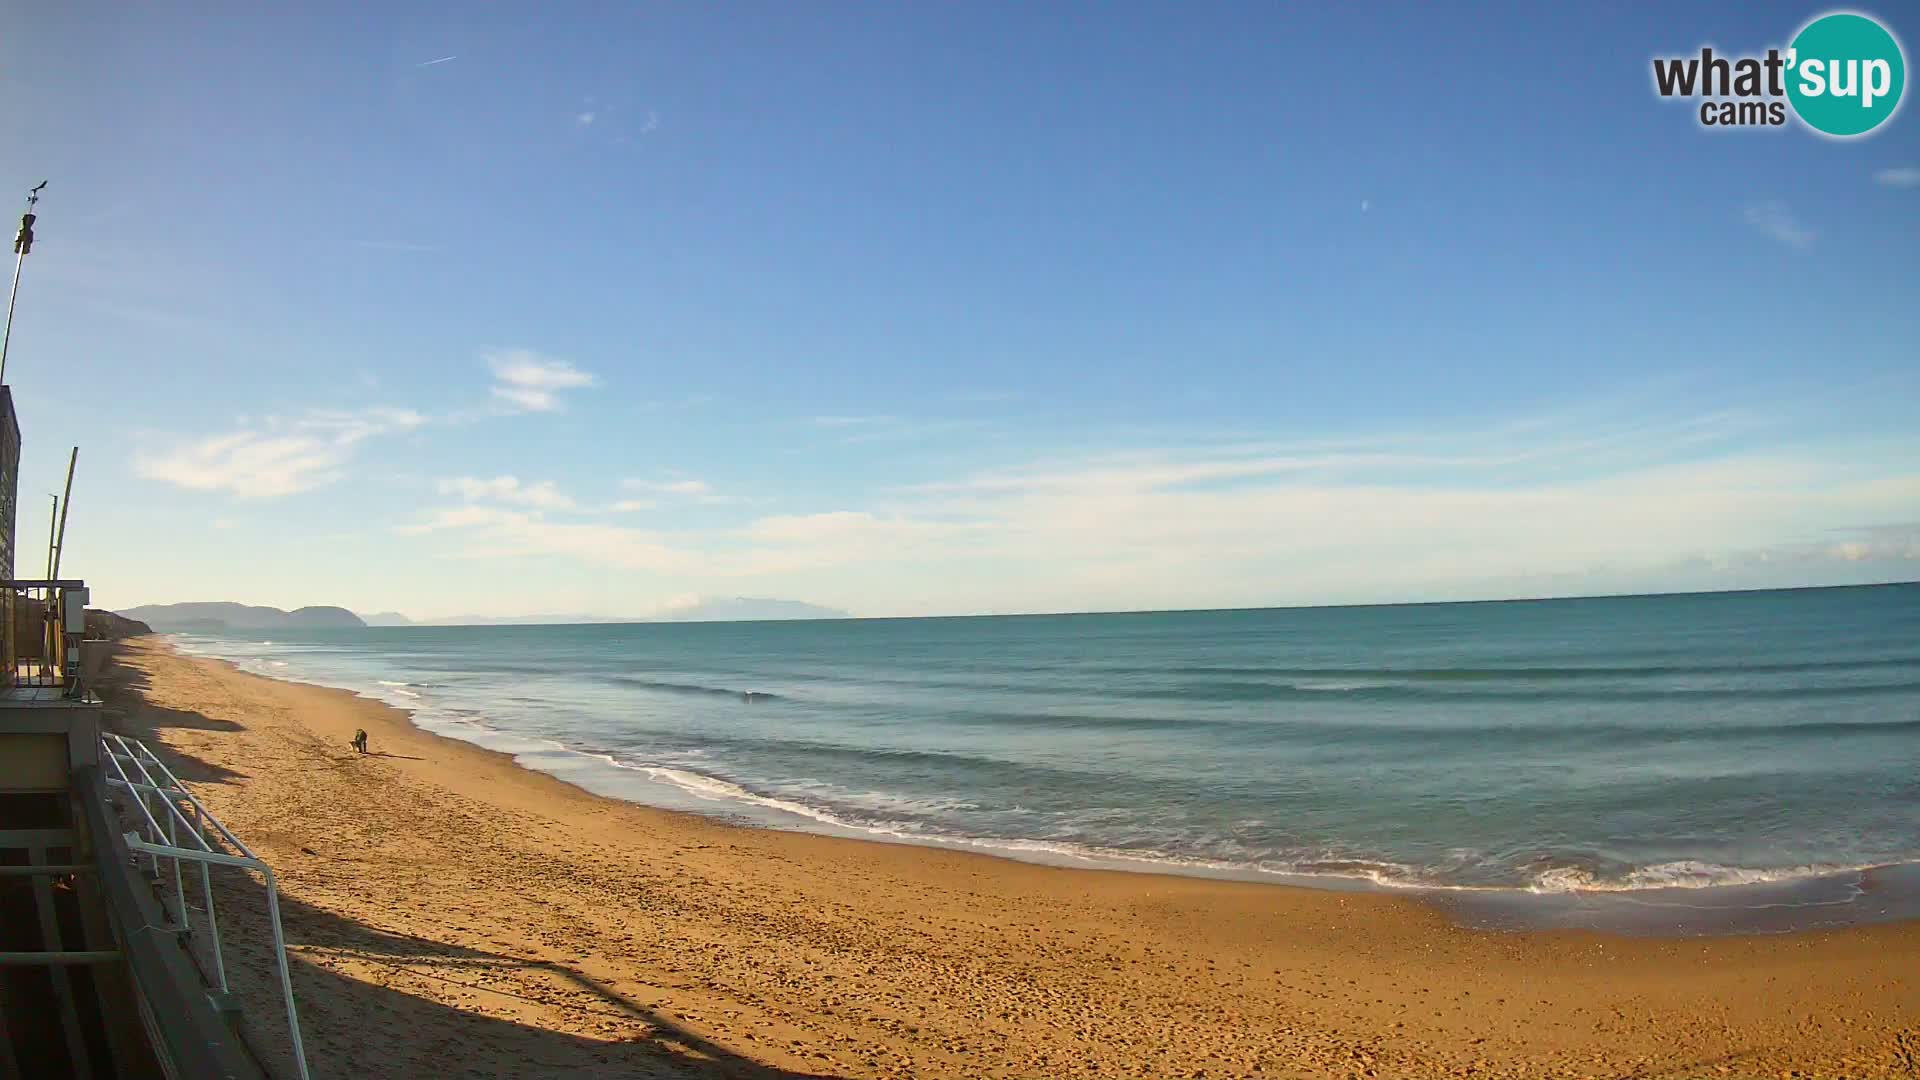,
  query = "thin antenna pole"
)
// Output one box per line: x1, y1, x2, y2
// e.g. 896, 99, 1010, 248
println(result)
51, 447, 75, 580
0, 182, 46, 387
44, 495, 56, 579
0, 249, 24, 384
